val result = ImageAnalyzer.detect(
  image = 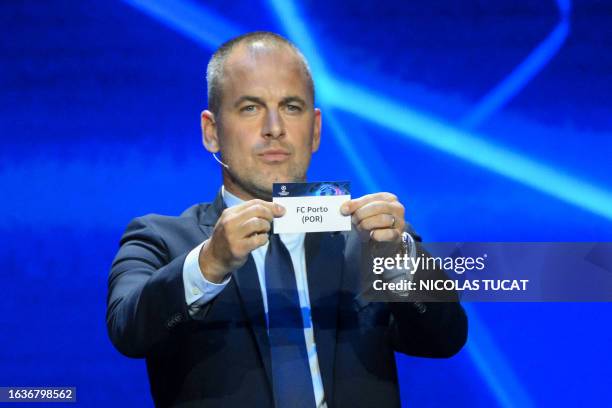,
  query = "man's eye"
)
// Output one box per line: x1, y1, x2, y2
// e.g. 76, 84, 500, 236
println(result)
241, 105, 257, 113
286, 104, 302, 112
